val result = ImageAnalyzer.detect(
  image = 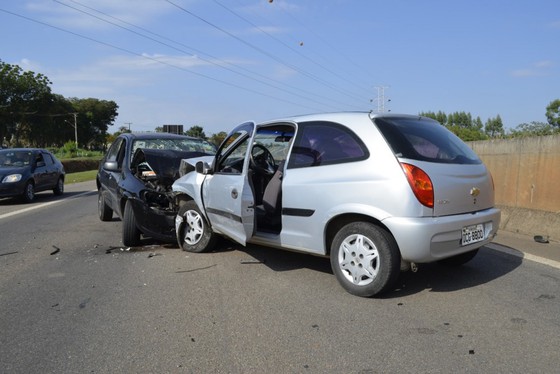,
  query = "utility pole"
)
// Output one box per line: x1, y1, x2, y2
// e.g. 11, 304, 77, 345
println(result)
63, 113, 78, 148
72, 113, 78, 148
124, 122, 132, 132
372, 86, 391, 113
